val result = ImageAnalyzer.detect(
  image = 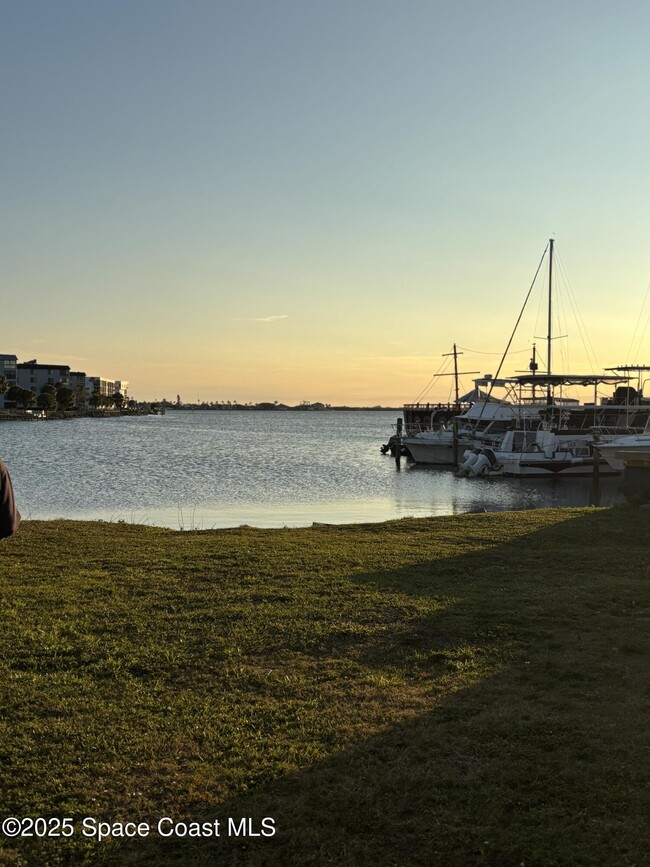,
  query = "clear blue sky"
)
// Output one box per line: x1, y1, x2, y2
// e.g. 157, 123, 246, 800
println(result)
3, 1, 650, 403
